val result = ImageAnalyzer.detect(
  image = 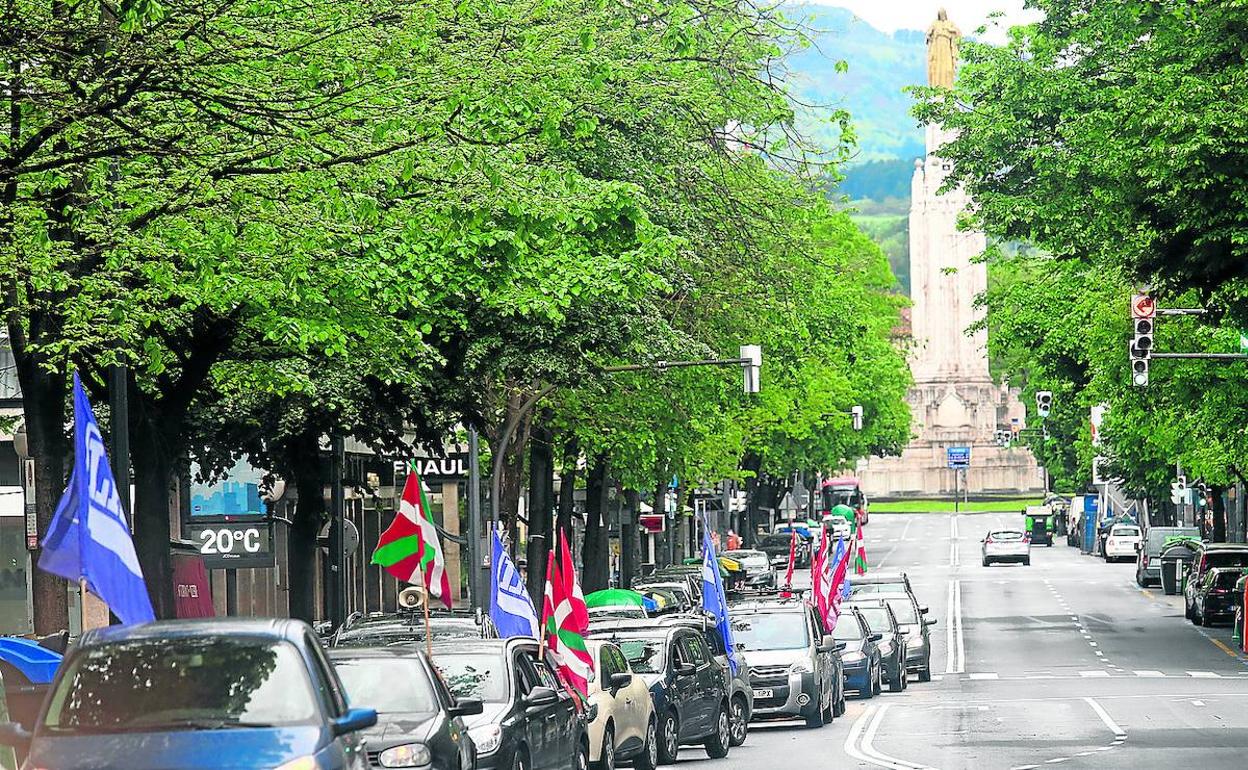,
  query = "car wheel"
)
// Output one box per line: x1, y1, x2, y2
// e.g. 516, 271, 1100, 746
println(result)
577, 739, 590, 770
596, 726, 615, 770
1199, 605, 1213, 627
657, 711, 679, 765
919, 653, 932, 683
872, 663, 883, 696
888, 660, 905, 692
634, 719, 659, 770
1024, 558, 1031, 566
804, 689, 825, 729
729, 695, 748, 746
982, 557, 990, 567
704, 703, 731, 758
834, 686, 847, 717
512, 746, 530, 770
